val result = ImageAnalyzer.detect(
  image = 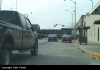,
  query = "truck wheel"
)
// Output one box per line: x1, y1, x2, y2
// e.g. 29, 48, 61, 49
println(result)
0, 44, 12, 65
30, 42, 38, 56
